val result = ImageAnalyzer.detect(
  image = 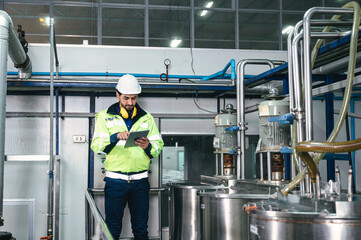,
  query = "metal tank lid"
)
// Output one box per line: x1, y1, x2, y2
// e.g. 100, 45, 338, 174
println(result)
198, 189, 272, 199
248, 193, 361, 220
166, 181, 224, 190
